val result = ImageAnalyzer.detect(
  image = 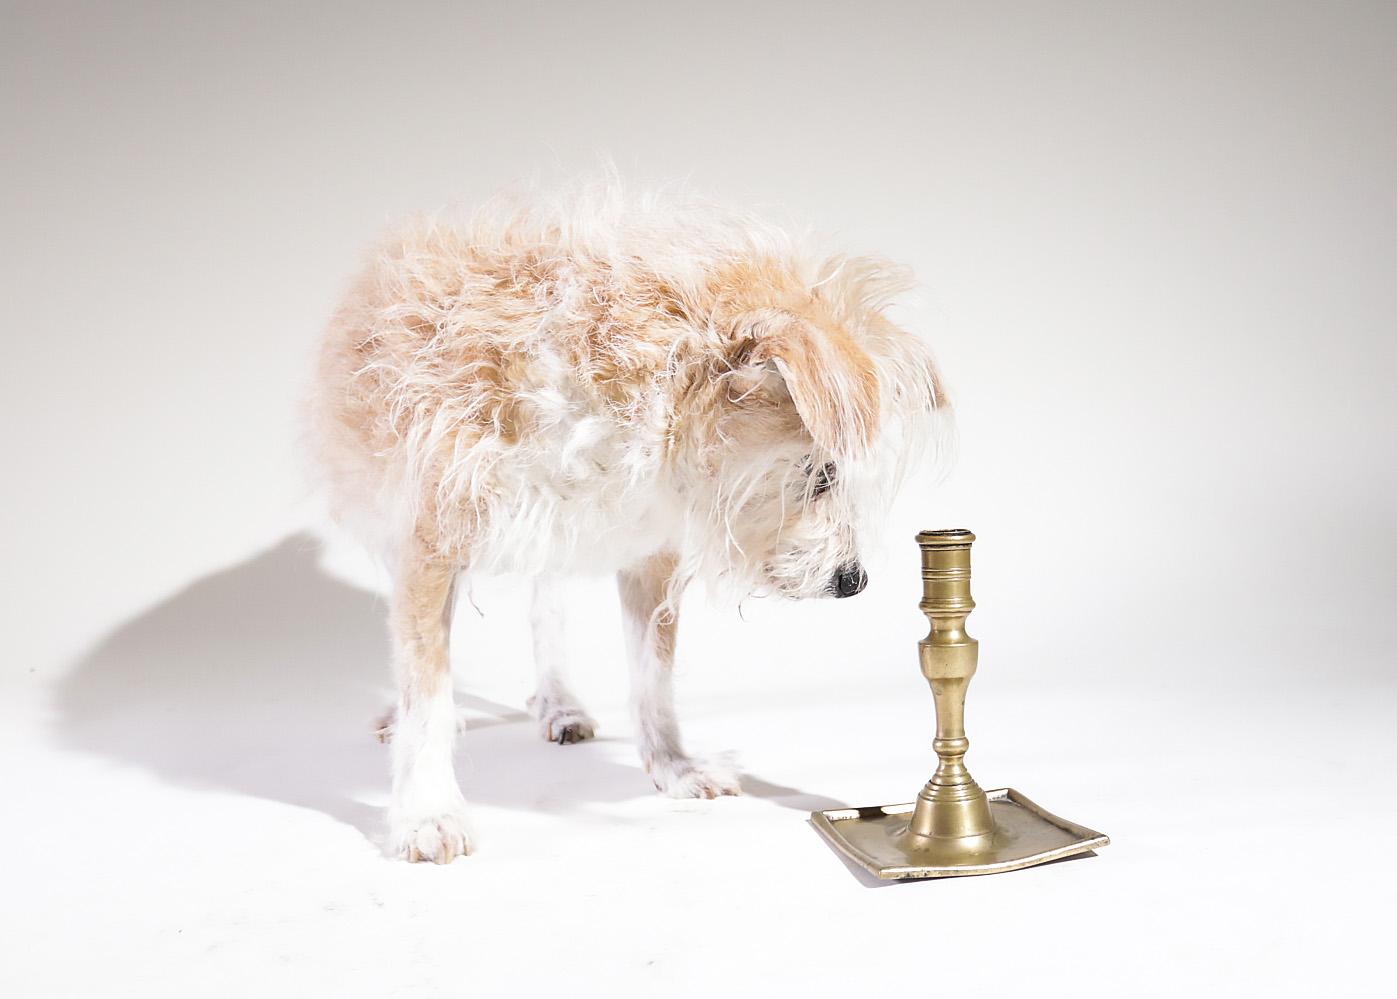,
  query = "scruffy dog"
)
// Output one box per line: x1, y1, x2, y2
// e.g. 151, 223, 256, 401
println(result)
307, 184, 947, 862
